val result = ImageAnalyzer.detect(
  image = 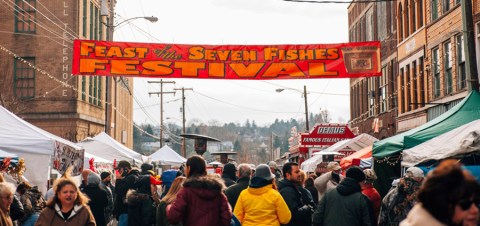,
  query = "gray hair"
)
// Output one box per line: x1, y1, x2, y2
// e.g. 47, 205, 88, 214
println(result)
238, 164, 252, 178
0, 182, 16, 196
